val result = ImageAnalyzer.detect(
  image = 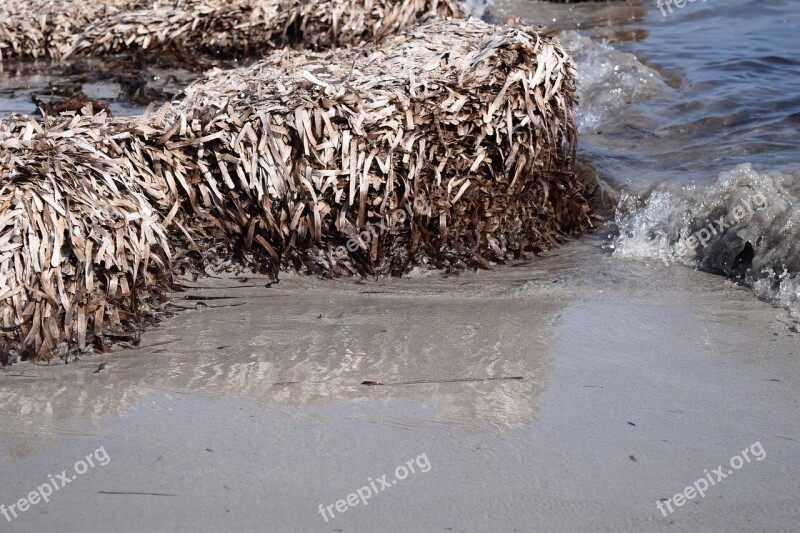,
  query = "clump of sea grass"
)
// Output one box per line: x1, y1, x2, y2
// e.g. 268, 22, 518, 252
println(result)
0, 0, 145, 62
0, 18, 592, 362
0, 0, 463, 63
159, 18, 592, 275
34, 92, 111, 116
69, 0, 463, 60
0, 113, 173, 359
